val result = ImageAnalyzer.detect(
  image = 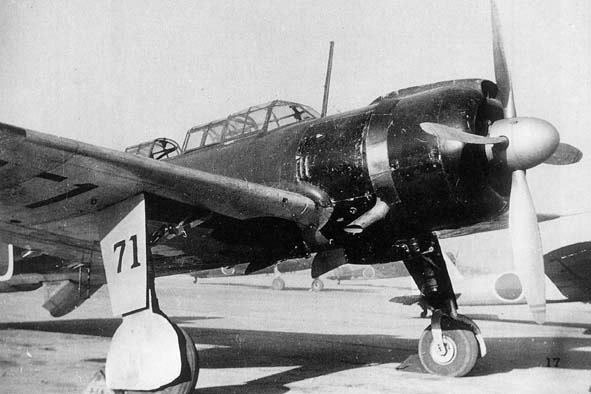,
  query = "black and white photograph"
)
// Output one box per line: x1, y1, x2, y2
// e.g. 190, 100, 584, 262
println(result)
0, 1, 590, 392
